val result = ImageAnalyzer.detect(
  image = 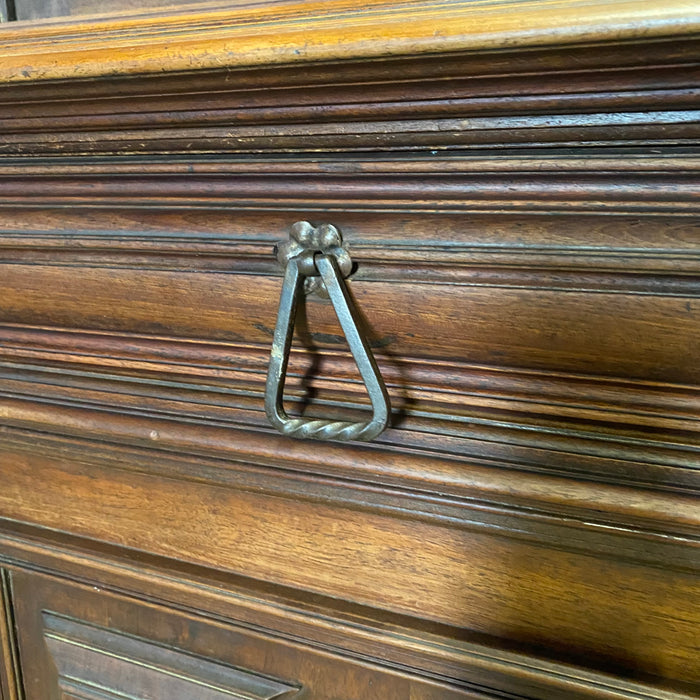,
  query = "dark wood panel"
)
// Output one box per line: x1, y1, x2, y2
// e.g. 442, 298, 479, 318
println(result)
44, 615, 300, 699
1, 401, 698, 559
0, 29, 697, 156
0, 326, 697, 502
2, 208, 700, 273
0, 5, 697, 697
2, 526, 697, 700
1, 171, 699, 214
42, 615, 301, 700
3, 118, 698, 155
